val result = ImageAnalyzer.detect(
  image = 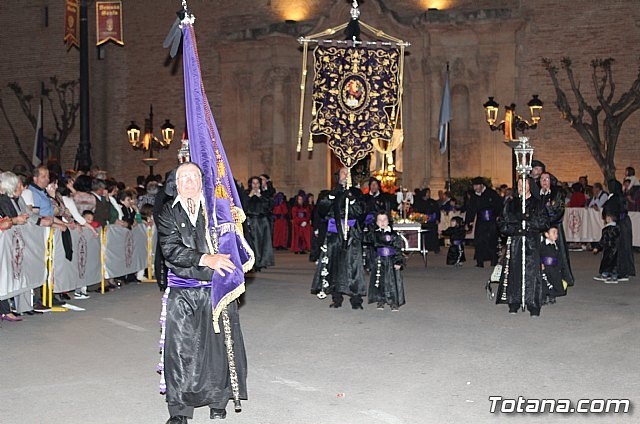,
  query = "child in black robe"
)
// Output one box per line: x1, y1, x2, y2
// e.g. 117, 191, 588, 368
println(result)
540, 226, 567, 304
441, 216, 466, 267
592, 212, 620, 283
365, 212, 405, 311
